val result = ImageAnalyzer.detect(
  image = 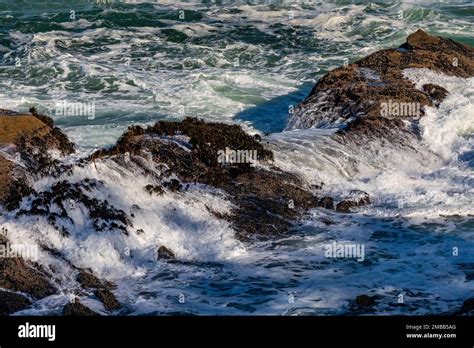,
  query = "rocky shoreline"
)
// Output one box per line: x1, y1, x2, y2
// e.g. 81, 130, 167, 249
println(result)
287, 29, 474, 145
0, 30, 472, 316
0, 110, 369, 315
